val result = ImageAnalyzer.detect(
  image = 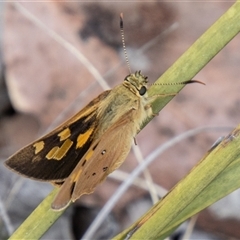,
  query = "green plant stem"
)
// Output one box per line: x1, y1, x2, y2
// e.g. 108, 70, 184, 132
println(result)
148, 1, 240, 115
8, 188, 62, 240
